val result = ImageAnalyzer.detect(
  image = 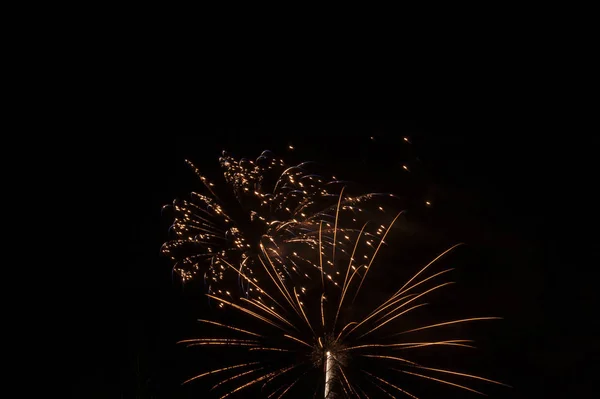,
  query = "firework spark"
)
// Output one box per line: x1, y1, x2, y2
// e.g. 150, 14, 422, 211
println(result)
164, 150, 508, 398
